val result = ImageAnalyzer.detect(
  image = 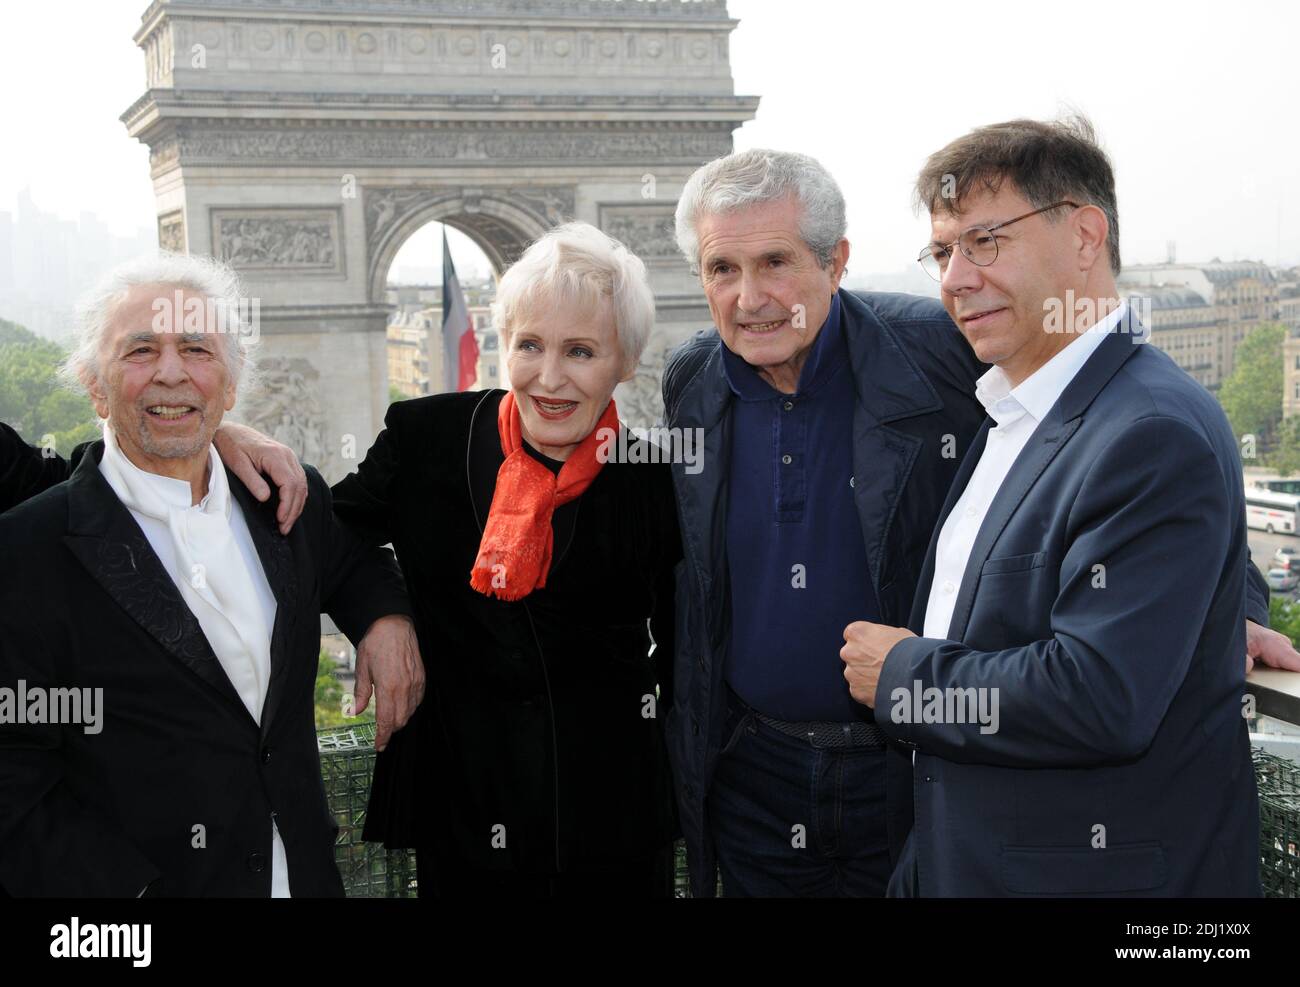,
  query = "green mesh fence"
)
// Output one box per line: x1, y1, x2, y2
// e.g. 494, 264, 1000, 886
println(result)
318, 723, 417, 898
1254, 748, 1300, 899
319, 725, 1300, 898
